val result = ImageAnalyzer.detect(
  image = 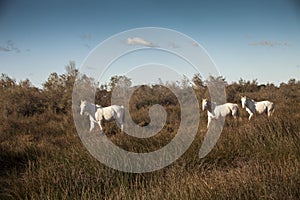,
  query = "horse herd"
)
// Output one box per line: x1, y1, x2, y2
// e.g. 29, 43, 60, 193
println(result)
79, 96, 275, 132
202, 96, 275, 128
